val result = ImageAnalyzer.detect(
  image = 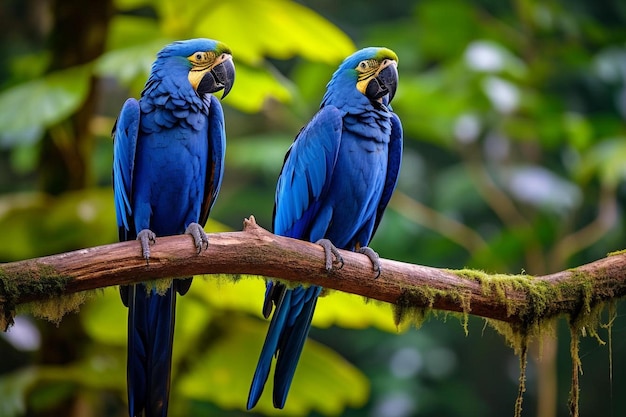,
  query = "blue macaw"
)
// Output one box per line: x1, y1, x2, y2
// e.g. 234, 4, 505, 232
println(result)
247, 47, 402, 409
112, 39, 235, 417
